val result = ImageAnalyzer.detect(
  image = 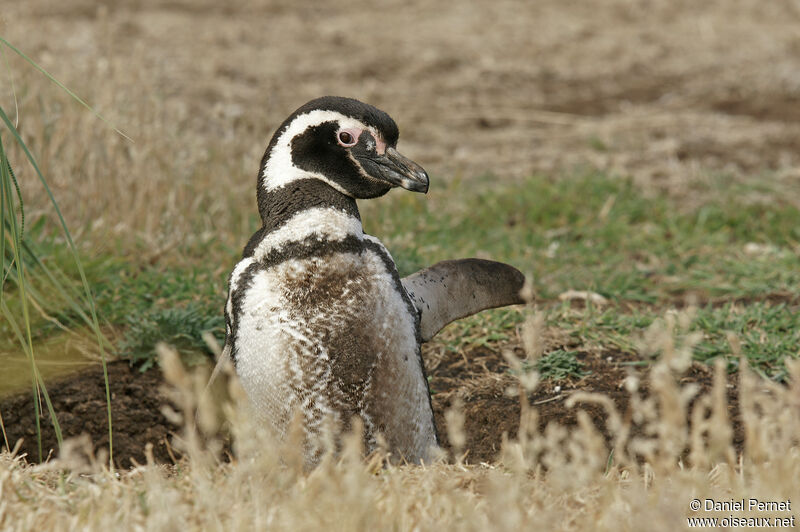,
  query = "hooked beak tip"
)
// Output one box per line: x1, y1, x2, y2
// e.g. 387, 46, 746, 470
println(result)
401, 172, 429, 193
